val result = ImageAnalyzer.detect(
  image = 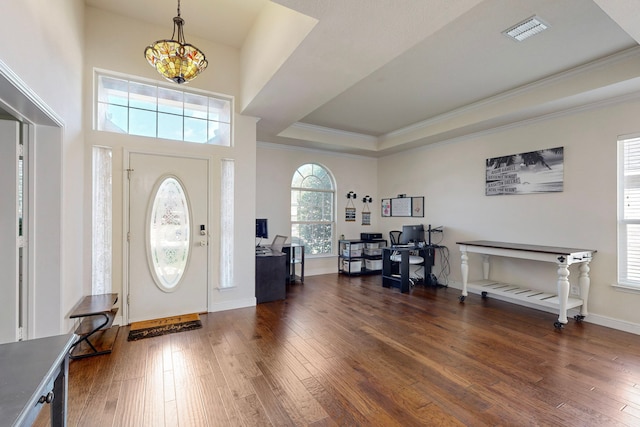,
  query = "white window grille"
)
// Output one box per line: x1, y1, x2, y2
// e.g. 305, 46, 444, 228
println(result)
291, 163, 335, 256
95, 71, 232, 146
